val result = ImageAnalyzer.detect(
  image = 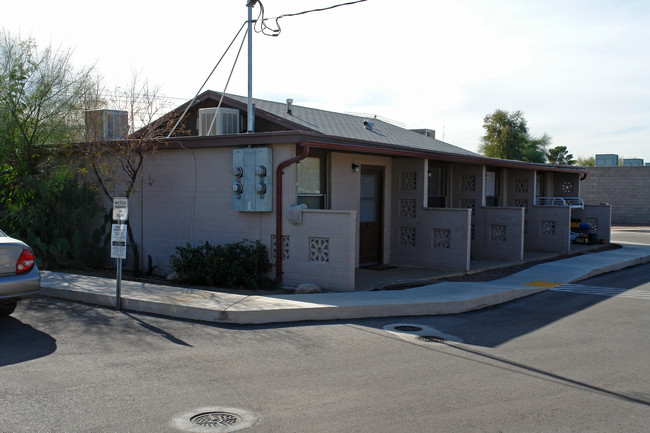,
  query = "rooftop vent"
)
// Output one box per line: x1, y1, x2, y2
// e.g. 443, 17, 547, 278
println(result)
411, 128, 436, 139
286, 98, 293, 115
